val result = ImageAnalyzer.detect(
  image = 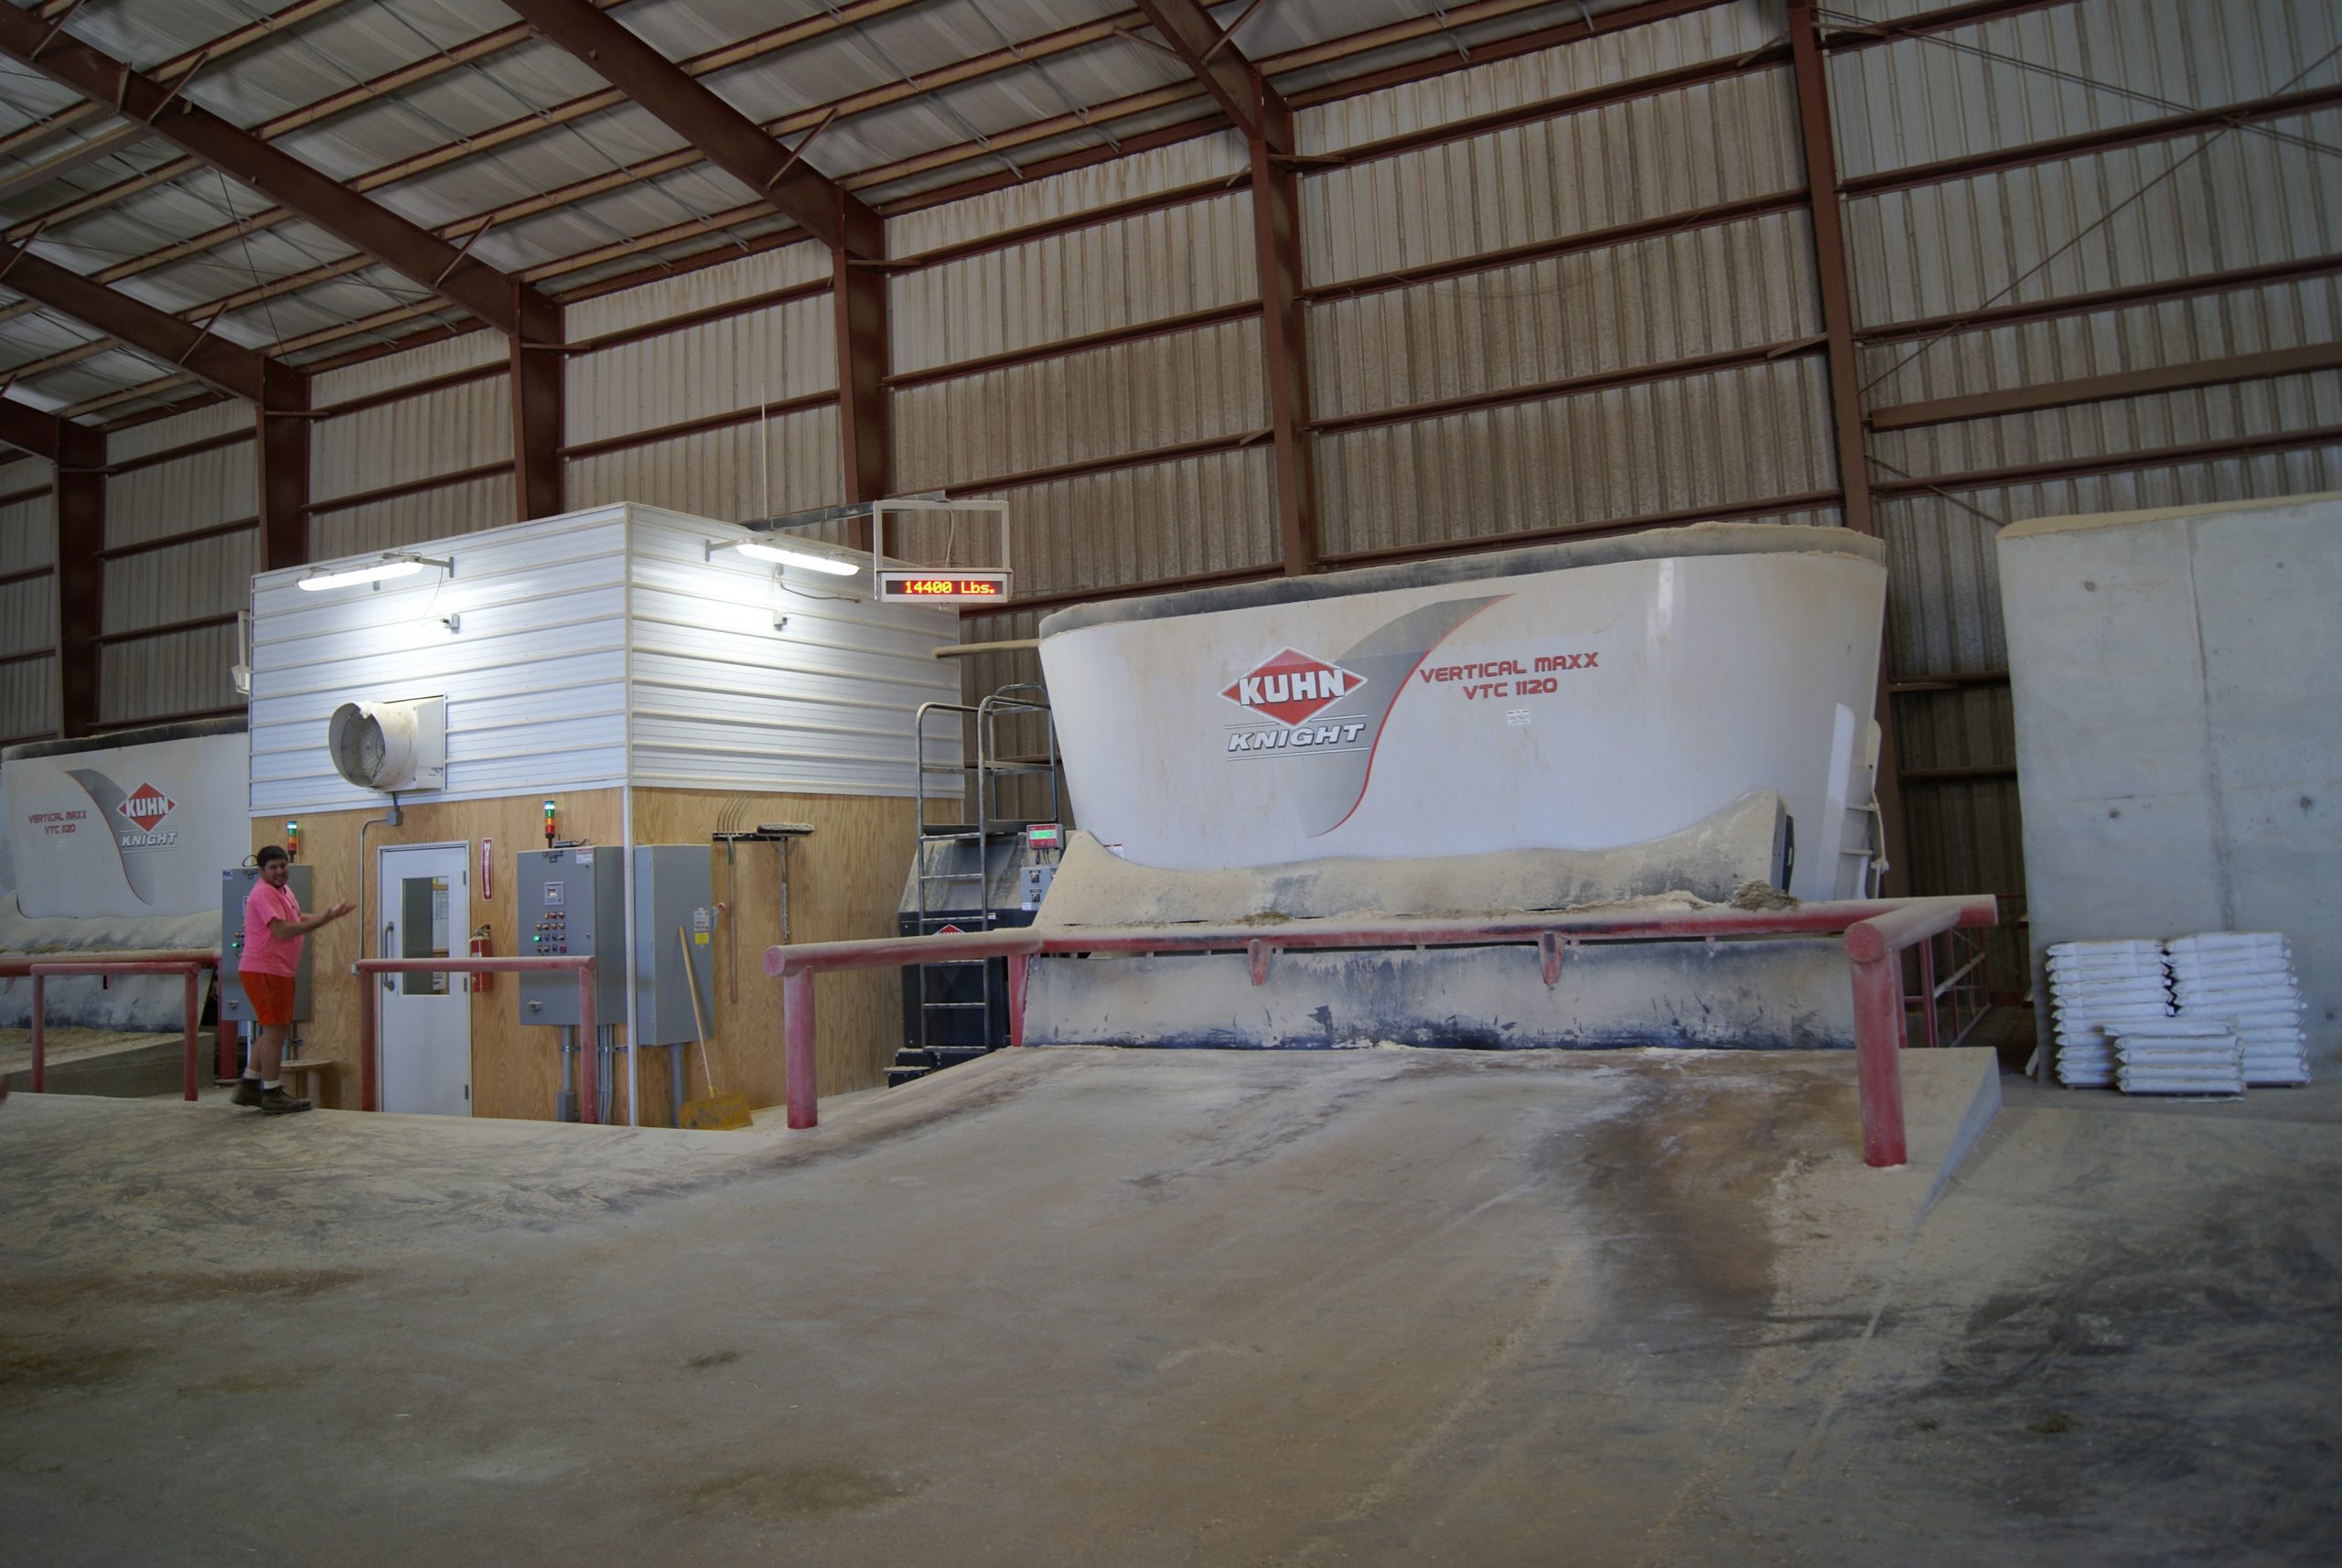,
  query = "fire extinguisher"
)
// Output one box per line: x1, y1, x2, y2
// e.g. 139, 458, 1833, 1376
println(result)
470, 925, 493, 993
